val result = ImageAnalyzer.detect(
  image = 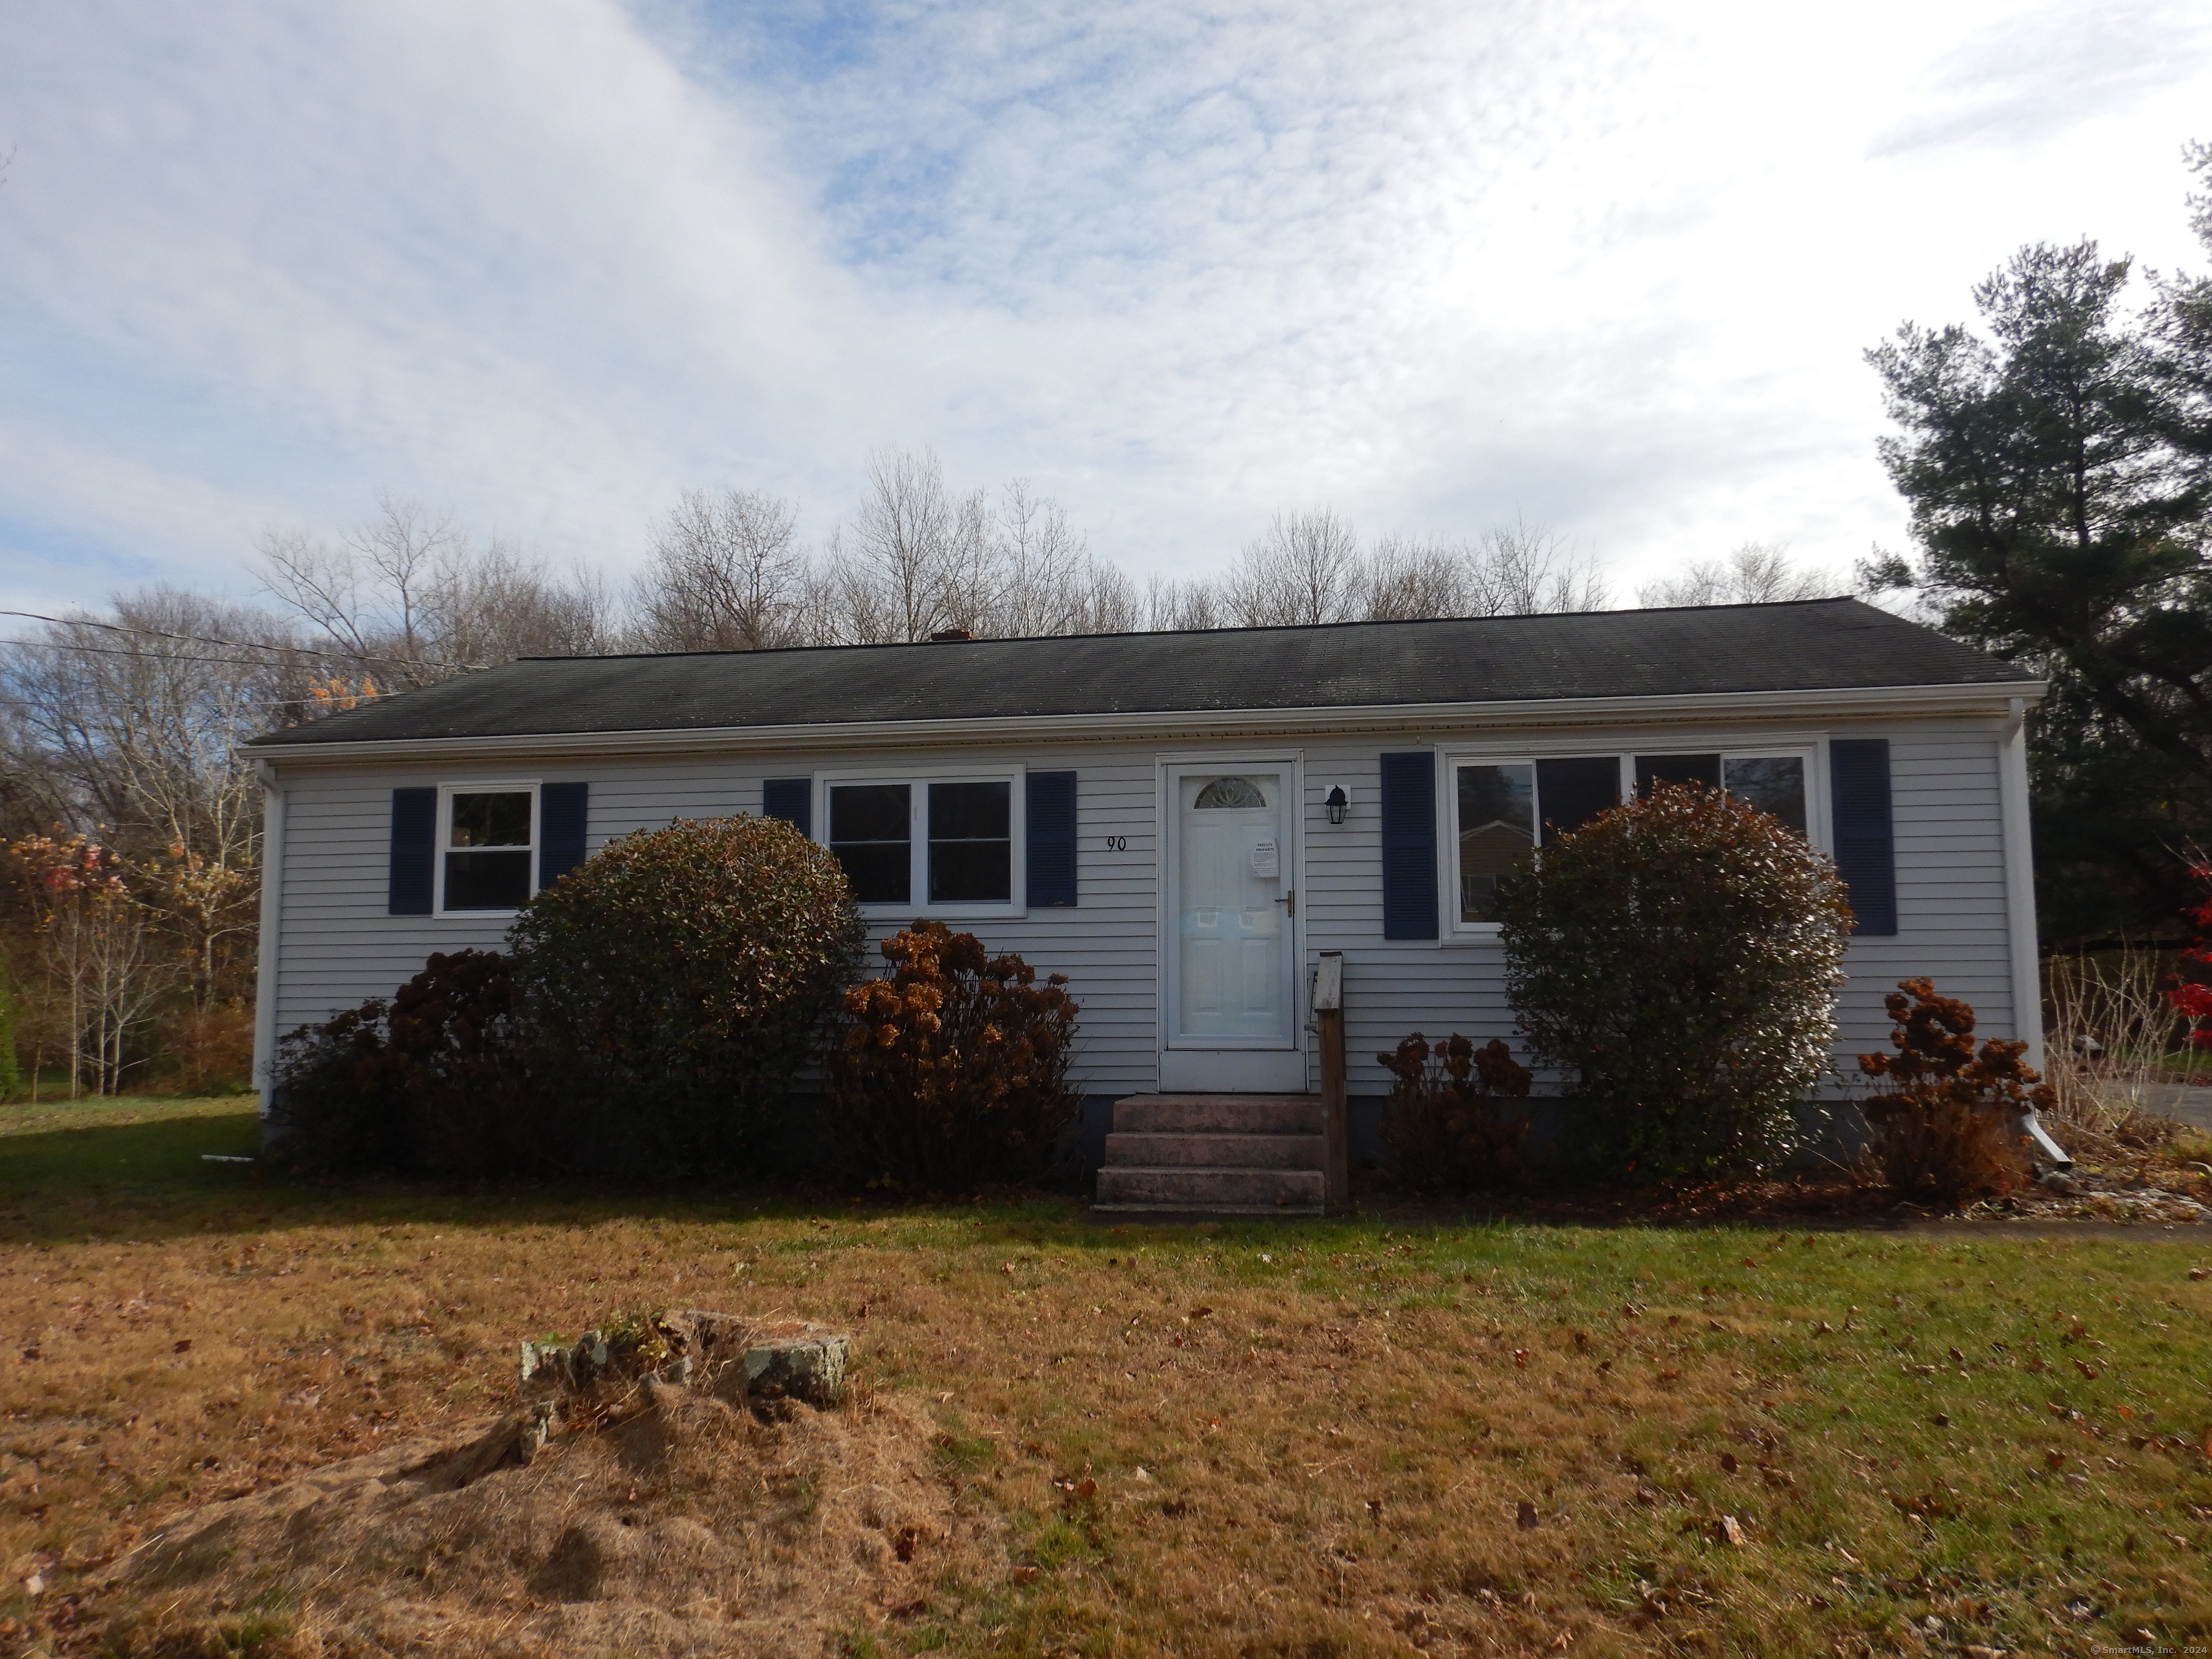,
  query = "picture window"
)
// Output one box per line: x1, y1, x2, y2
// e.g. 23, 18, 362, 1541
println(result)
1447, 747, 1817, 929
